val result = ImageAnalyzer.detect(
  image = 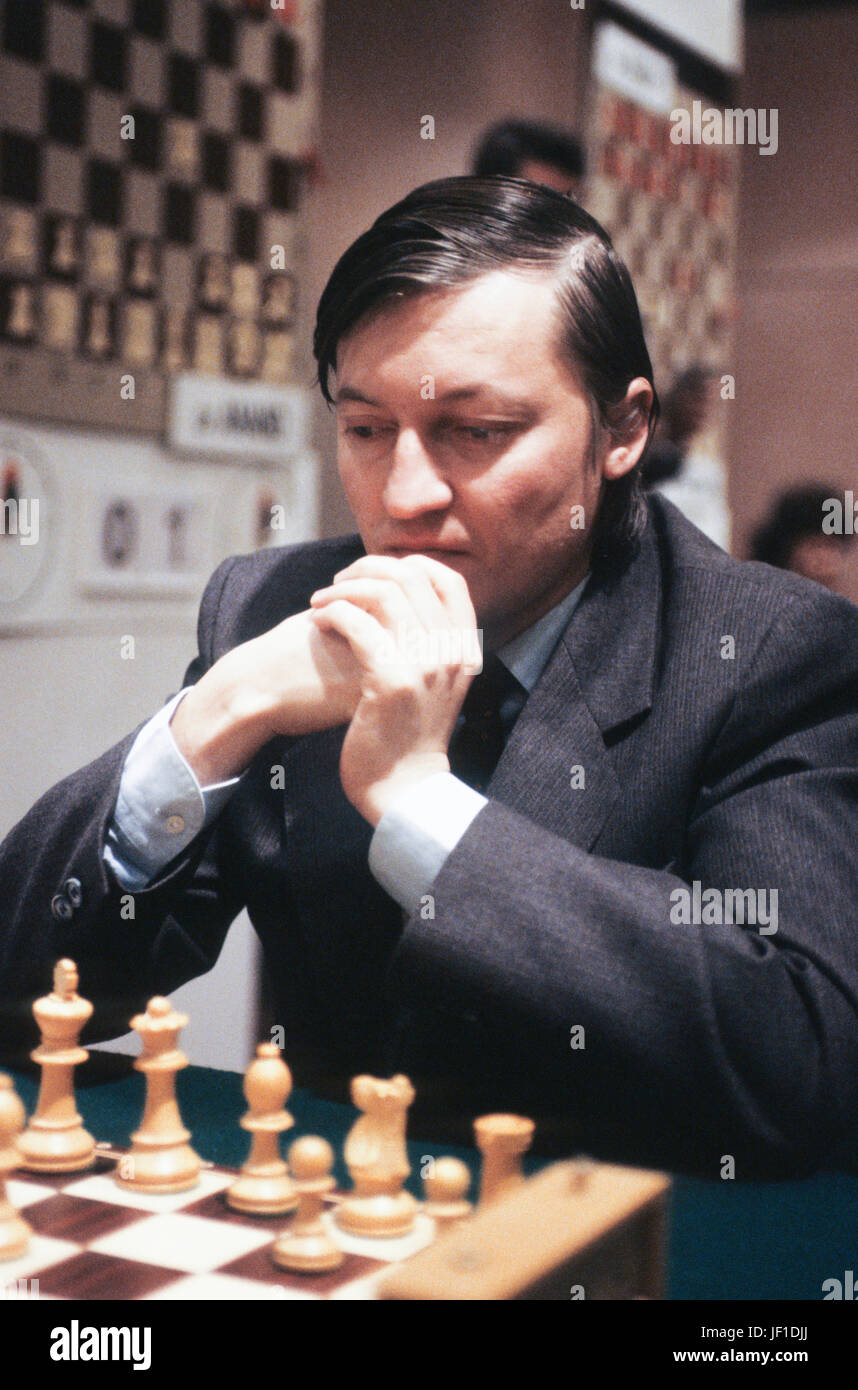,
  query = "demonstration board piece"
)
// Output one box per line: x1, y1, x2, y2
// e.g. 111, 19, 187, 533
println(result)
17, 959, 96, 1174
